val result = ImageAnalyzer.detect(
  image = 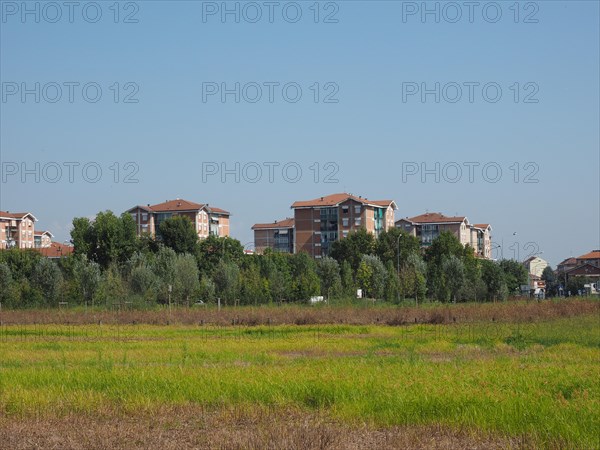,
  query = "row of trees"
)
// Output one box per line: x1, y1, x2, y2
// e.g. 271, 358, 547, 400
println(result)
0, 210, 536, 308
